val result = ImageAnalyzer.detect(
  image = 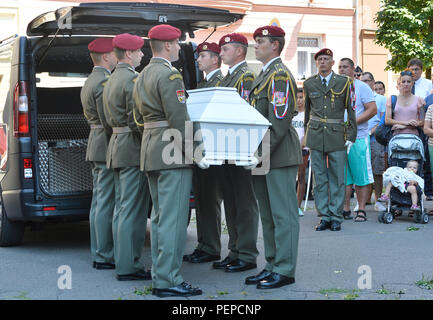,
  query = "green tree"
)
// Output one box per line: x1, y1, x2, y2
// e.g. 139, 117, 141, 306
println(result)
374, 0, 433, 79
